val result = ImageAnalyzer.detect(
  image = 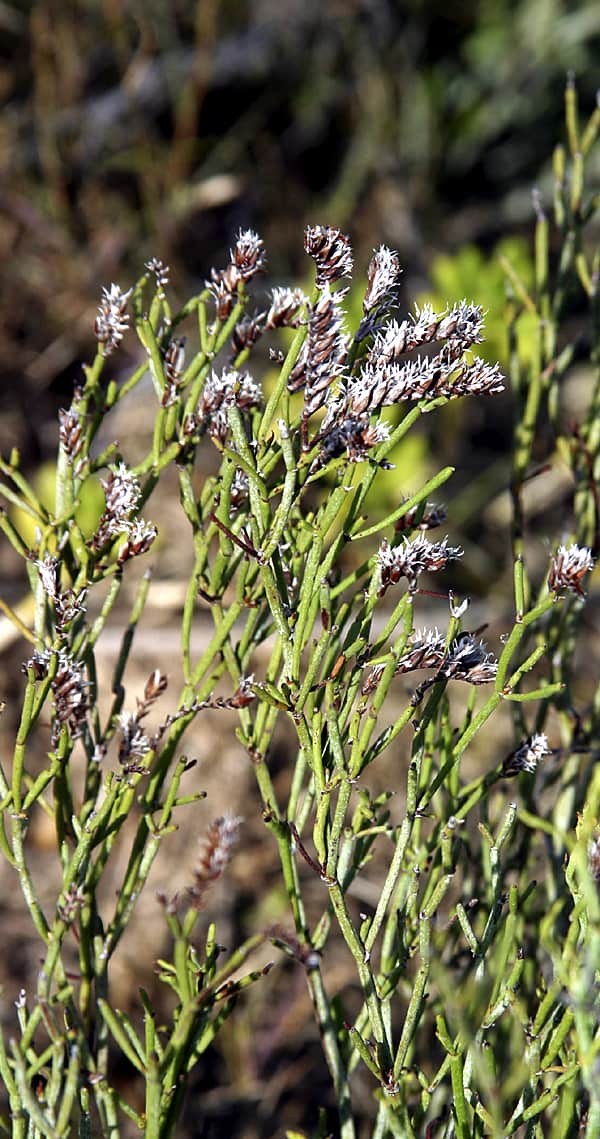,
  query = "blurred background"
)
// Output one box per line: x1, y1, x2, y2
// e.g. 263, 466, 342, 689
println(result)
1, 2, 600, 1136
